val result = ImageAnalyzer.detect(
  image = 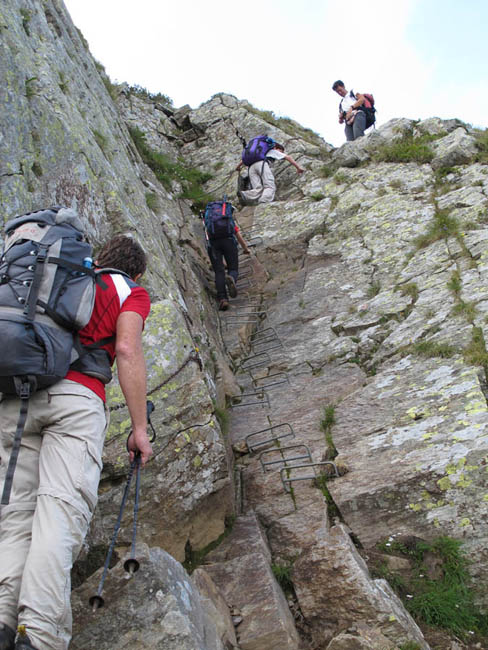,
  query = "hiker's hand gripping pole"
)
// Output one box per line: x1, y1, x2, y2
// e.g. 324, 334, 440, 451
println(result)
126, 400, 155, 466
